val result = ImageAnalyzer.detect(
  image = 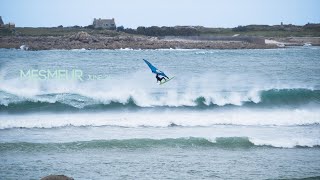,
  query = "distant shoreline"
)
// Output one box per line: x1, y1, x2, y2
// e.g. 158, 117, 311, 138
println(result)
2, 35, 320, 51
1, 26, 320, 50
0, 35, 277, 50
